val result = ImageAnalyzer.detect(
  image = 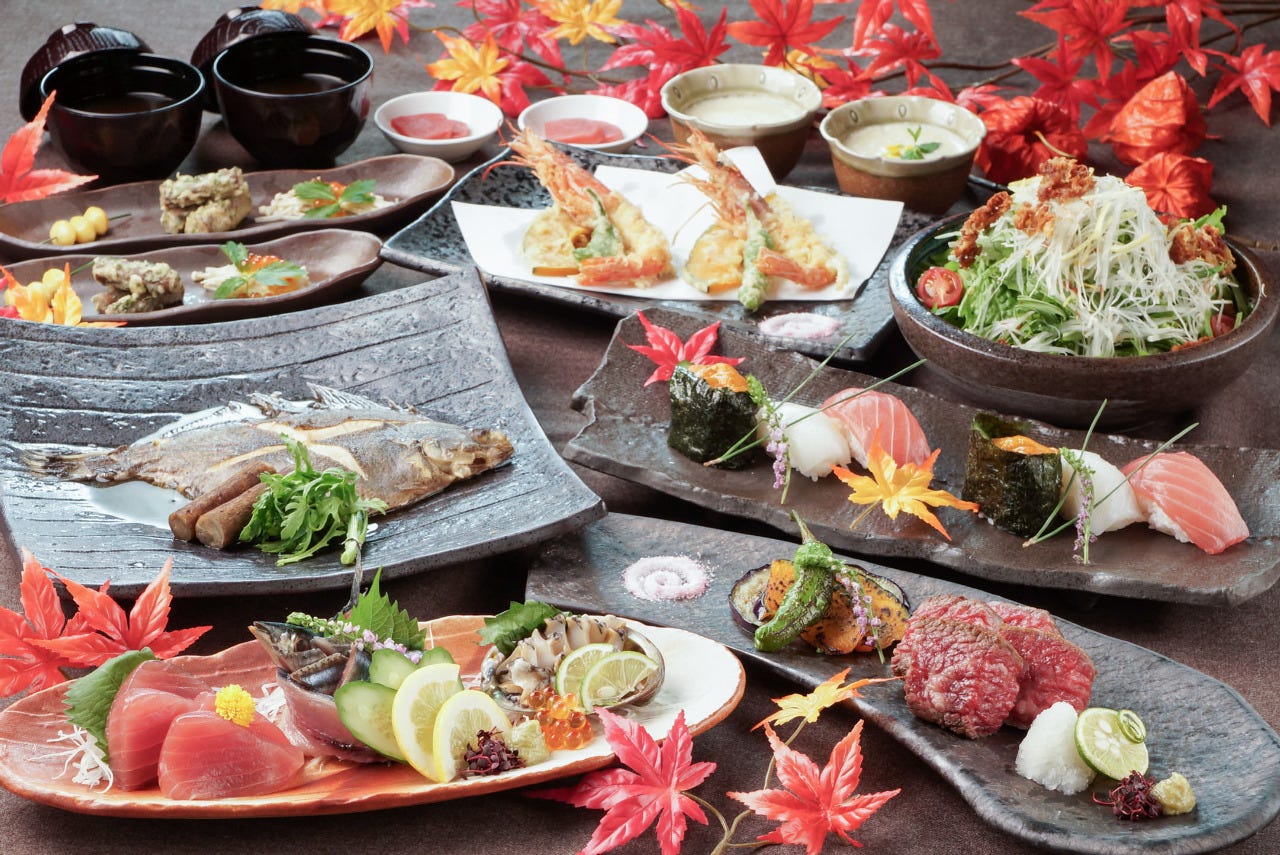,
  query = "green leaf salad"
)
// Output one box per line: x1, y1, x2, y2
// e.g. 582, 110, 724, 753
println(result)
925, 159, 1249, 357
